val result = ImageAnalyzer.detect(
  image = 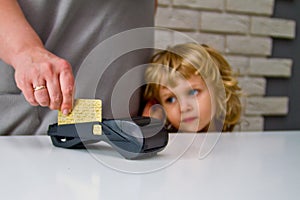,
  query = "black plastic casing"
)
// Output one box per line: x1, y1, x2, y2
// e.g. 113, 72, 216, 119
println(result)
47, 117, 168, 159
